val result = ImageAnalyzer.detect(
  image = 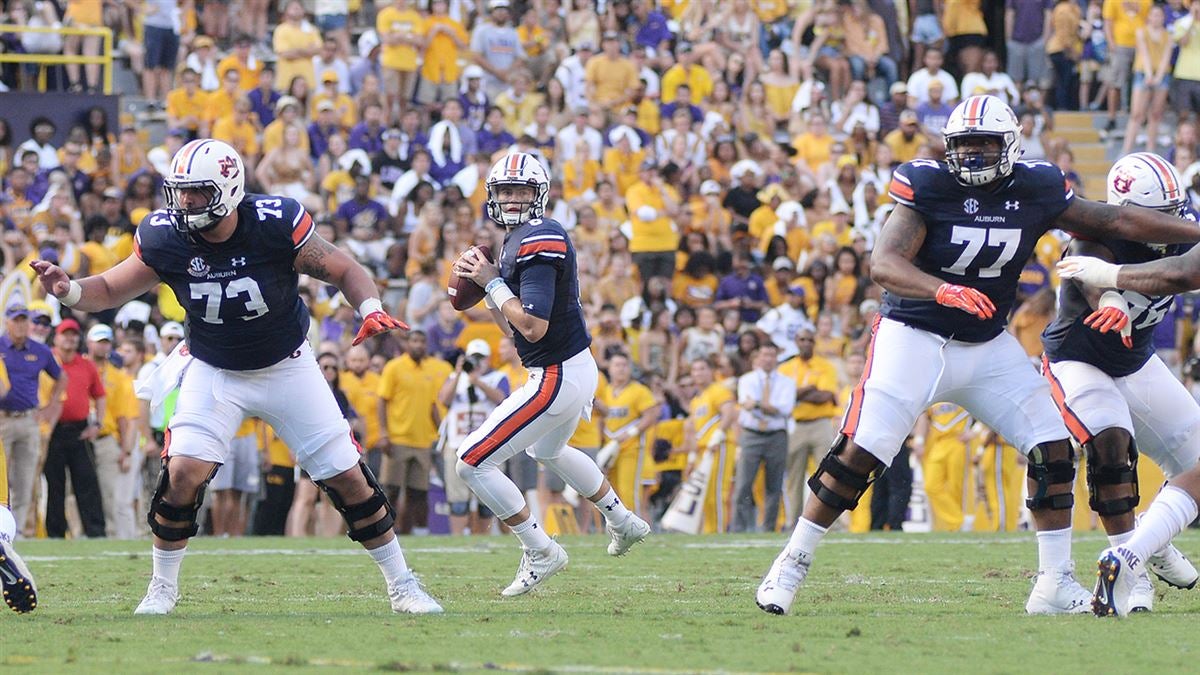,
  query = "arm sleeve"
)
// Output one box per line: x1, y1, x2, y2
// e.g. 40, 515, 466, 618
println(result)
518, 262, 559, 321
